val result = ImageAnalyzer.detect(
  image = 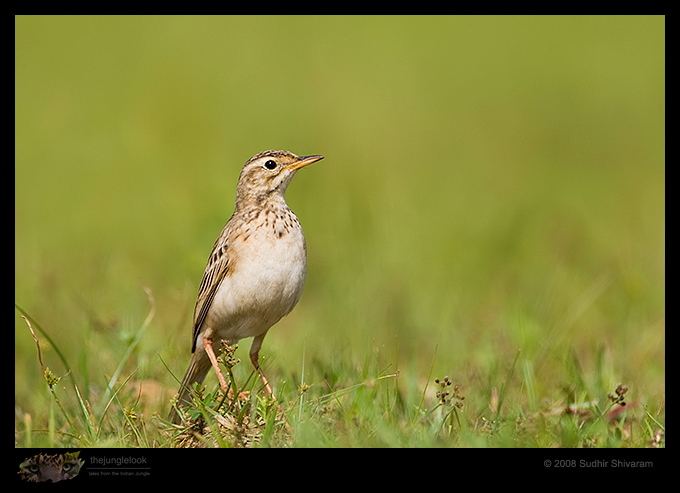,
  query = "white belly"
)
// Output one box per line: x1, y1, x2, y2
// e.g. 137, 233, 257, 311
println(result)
207, 221, 307, 342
